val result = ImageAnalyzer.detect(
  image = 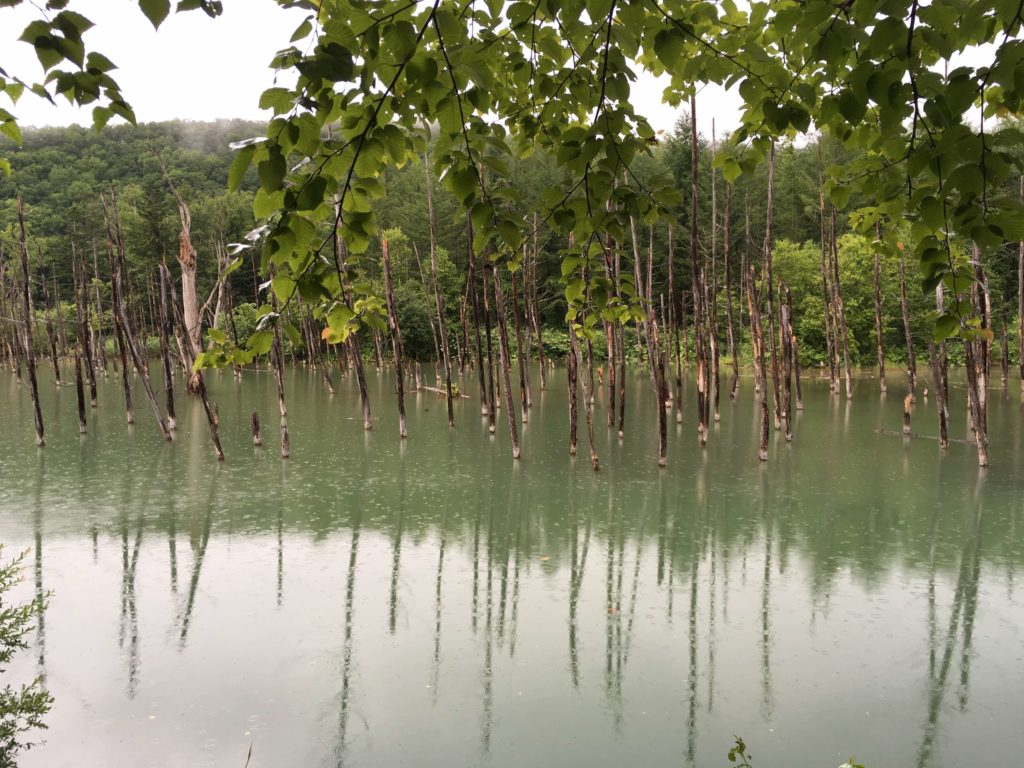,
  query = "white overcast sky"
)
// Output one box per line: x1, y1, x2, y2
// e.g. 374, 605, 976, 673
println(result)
1, 0, 743, 137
